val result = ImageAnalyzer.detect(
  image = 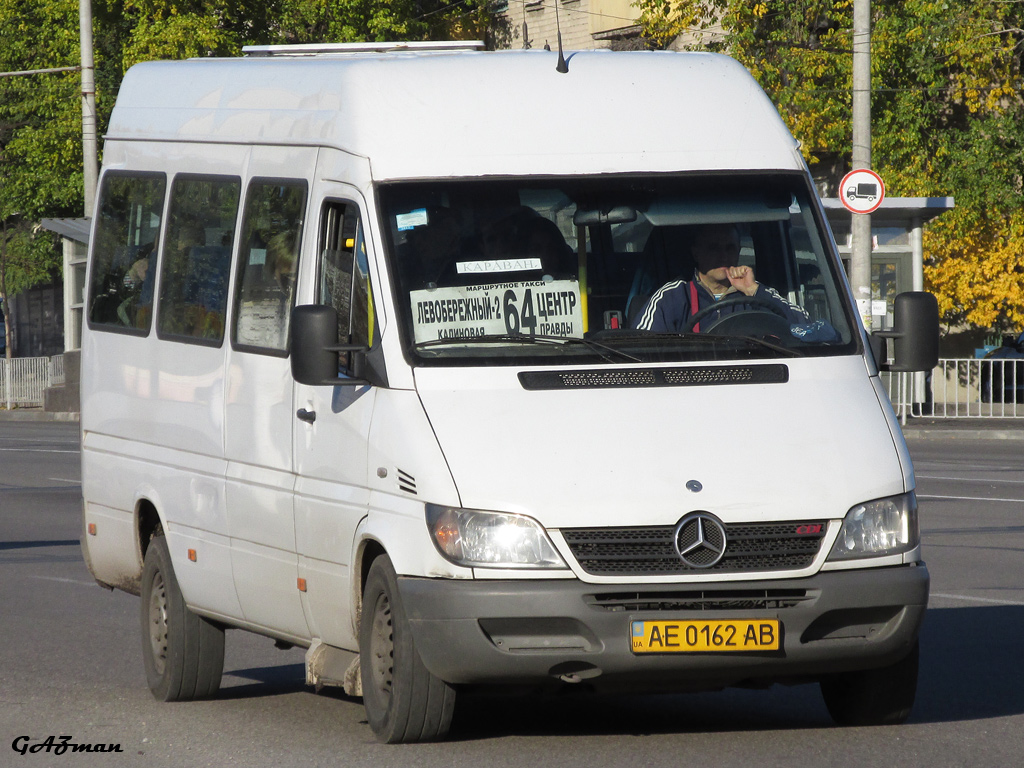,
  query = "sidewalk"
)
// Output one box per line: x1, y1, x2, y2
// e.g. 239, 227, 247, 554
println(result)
898, 417, 1024, 440
0, 409, 79, 422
